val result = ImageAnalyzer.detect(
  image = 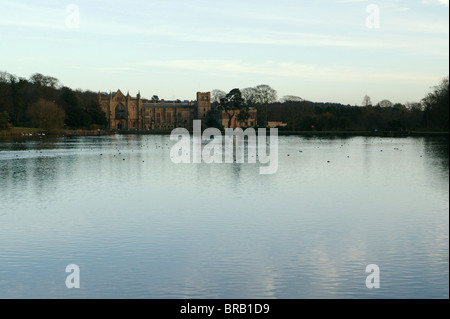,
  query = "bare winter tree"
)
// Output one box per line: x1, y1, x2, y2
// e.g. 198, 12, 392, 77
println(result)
30, 73, 60, 89
211, 89, 227, 104
281, 95, 304, 103
0, 71, 18, 84
362, 95, 372, 108
241, 87, 258, 107
28, 99, 66, 132
254, 84, 277, 126
422, 76, 449, 131
377, 99, 393, 108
